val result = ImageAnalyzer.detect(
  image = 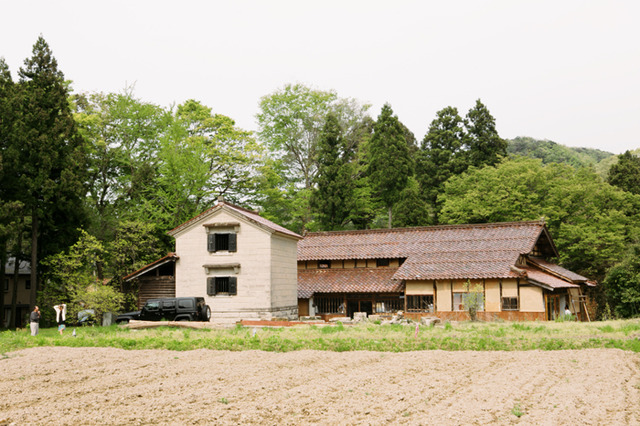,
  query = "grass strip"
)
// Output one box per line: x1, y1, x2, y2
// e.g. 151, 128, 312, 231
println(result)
1, 319, 639, 354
